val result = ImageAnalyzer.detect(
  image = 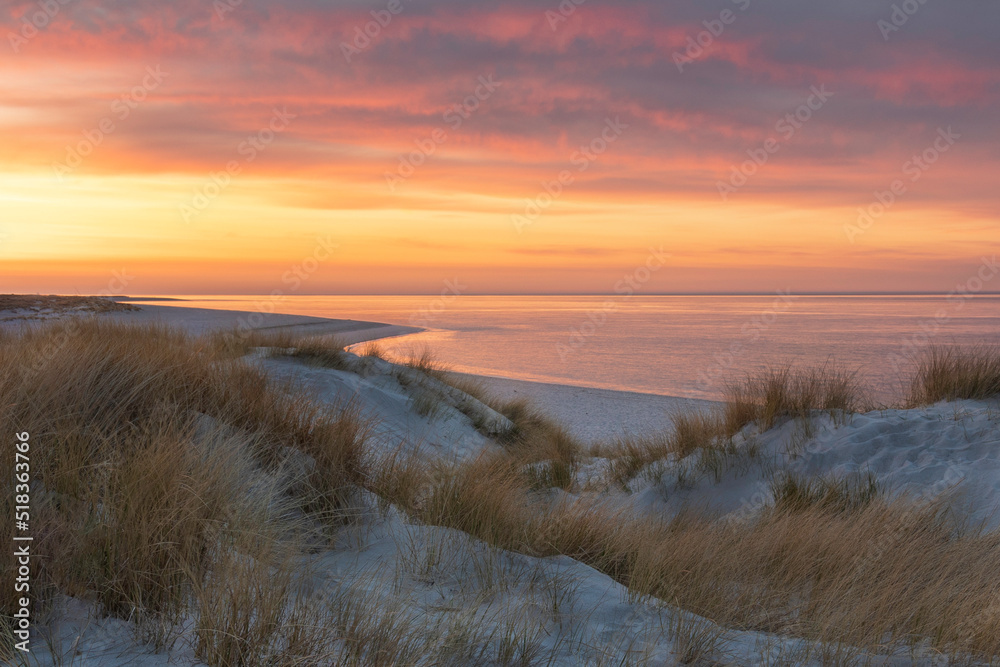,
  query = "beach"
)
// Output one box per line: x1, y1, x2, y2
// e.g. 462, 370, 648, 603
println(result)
462, 374, 716, 443
107, 303, 422, 345
5, 298, 1000, 665
110, 301, 717, 443
105, 293, 1000, 405
10, 1, 998, 661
